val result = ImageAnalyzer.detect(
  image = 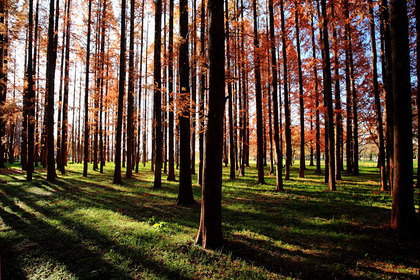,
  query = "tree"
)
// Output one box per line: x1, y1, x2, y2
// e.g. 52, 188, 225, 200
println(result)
60, 0, 71, 175
177, 0, 194, 205
26, 0, 35, 181
269, 0, 282, 191
280, 0, 292, 180
295, 0, 305, 179
113, 0, 126, 184
369, 0, 386, 192
253, 0, 264, 184
46, 0, 59, 181
226, 0, 235, 180
153, 0, 163, 188
321, 0, 335, 191
127, 0, 135, 179
167, 0, 176, 181
83, 0, 92, 178
196, 0, 224, 248
0, 0, 7, 168
389, 0, 417, 230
